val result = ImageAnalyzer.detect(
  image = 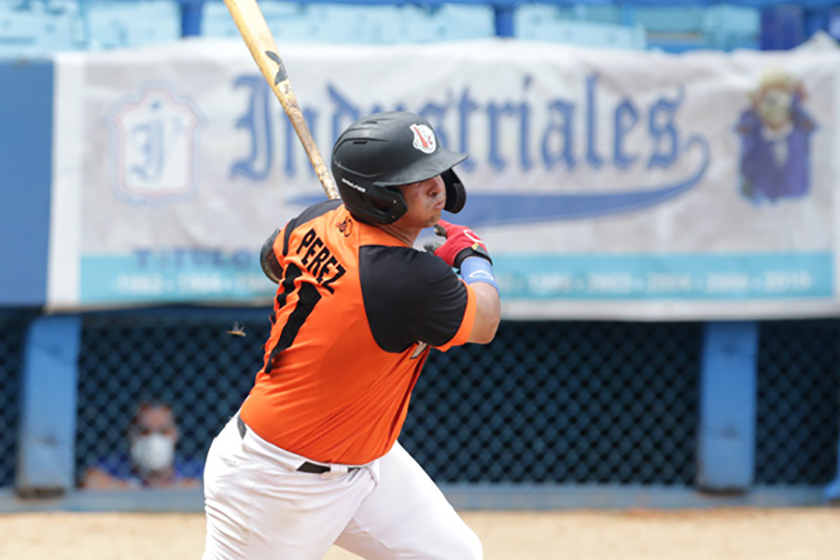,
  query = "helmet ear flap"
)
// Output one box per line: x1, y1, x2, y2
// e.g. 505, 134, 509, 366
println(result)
442, 169, 466, 214
378, 187, 408, 224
